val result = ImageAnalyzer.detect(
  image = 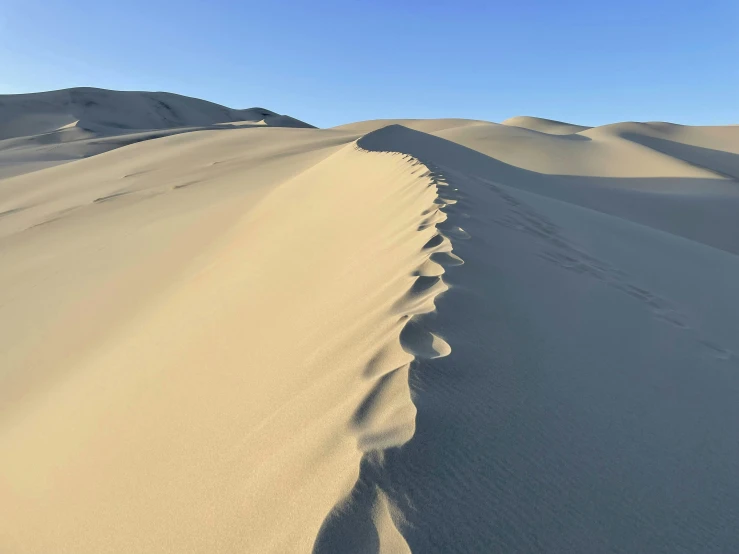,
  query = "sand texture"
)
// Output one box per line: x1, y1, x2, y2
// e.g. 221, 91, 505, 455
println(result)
1, 90, 739, 553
